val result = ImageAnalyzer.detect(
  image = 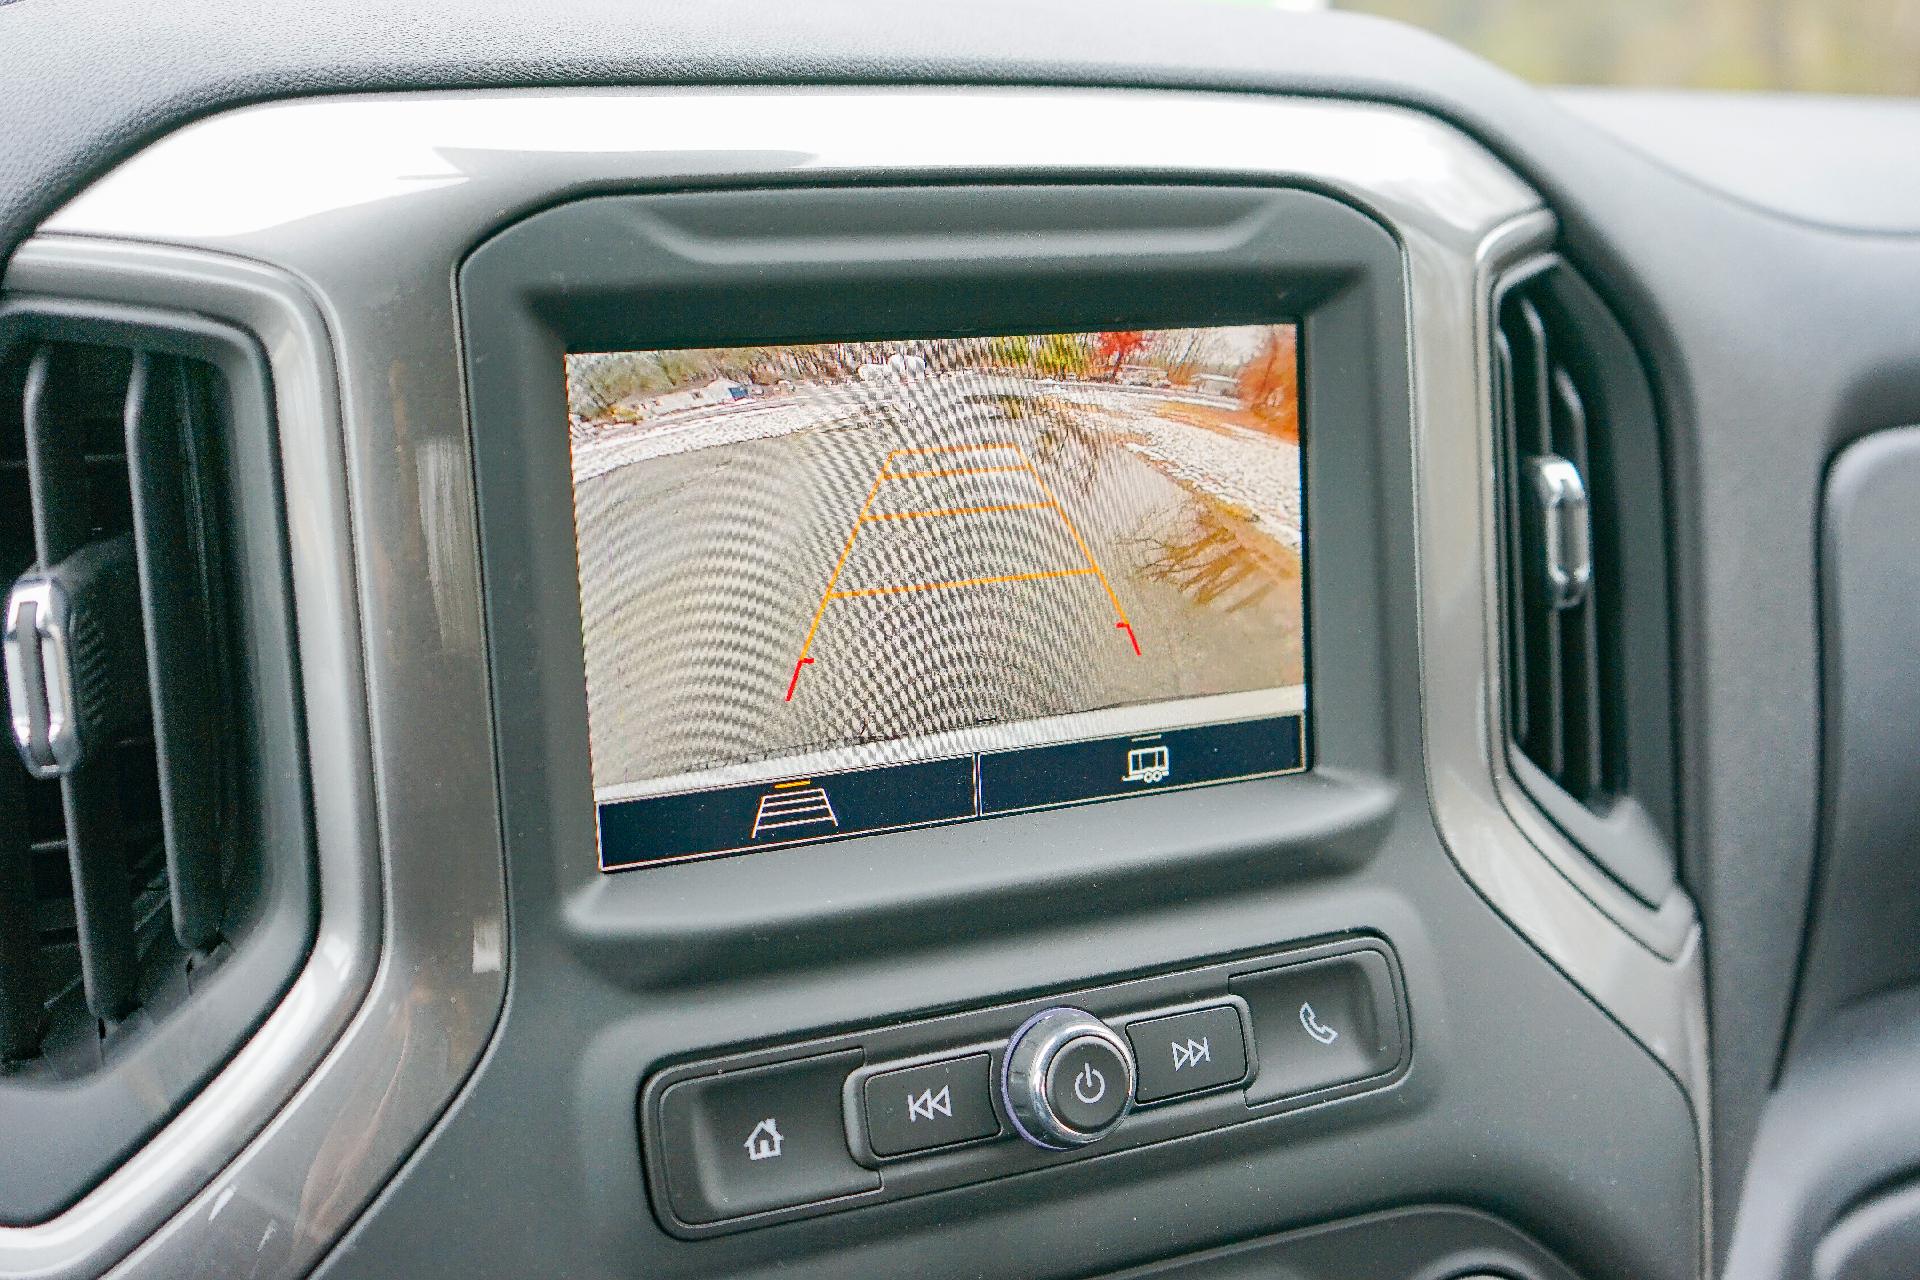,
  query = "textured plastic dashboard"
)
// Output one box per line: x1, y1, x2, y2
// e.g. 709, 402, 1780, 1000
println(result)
4, 3, 1920, 1277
